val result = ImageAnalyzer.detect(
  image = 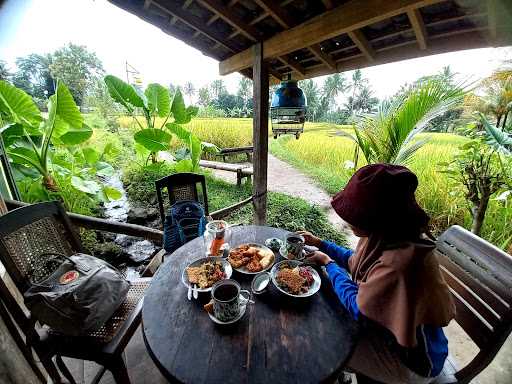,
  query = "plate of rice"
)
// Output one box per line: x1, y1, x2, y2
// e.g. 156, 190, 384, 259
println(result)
270, 260, 321, 297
